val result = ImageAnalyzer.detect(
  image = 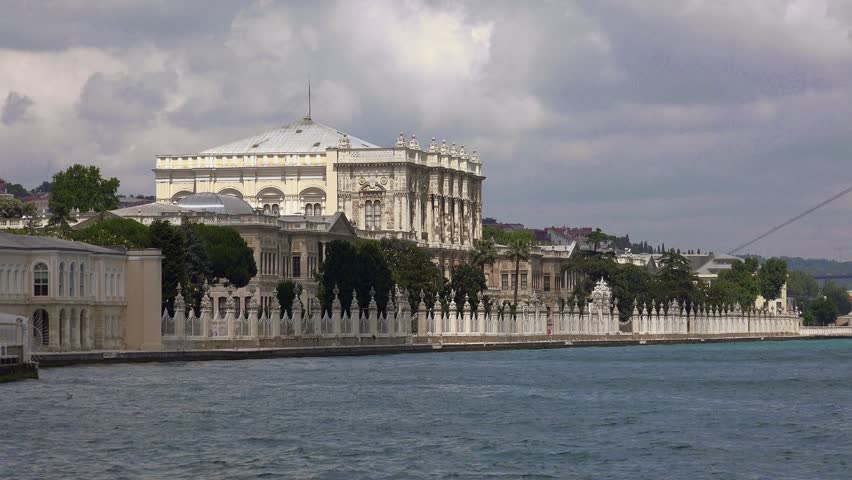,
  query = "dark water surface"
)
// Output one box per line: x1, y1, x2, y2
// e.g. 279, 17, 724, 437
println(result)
2, 340, 851, 479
